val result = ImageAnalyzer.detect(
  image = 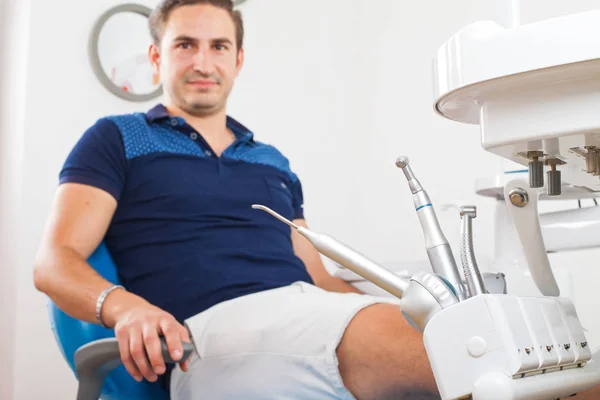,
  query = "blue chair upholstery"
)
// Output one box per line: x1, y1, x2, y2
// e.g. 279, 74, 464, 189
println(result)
47, 242, 169, 400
